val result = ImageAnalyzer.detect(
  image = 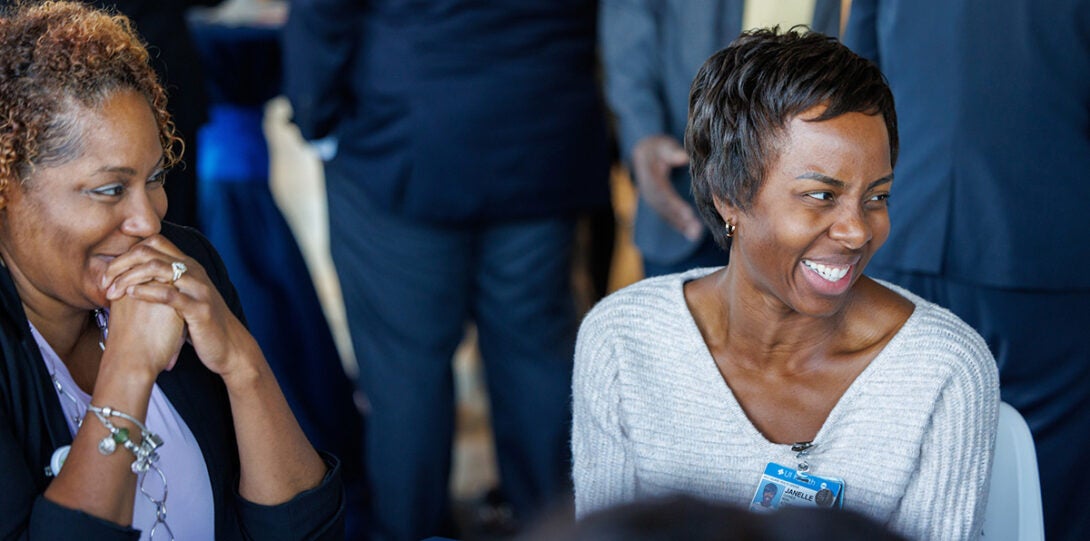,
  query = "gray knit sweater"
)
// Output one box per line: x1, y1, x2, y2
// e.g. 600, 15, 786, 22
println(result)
572, 268, 1000, 540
